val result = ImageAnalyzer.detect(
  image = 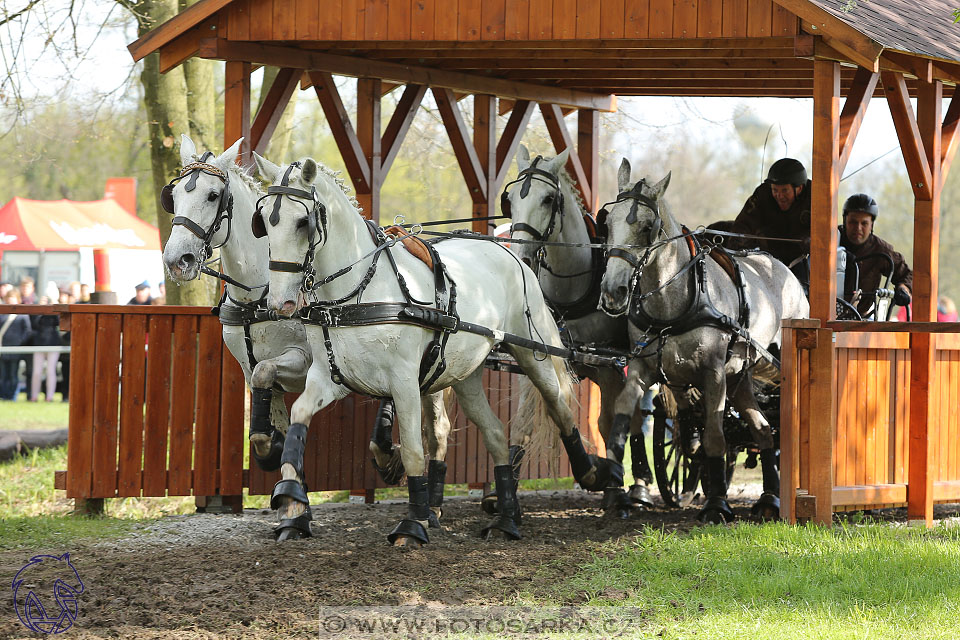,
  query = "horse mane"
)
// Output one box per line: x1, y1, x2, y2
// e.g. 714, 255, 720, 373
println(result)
186, 151, 265, 199
309, 161, 362, 213
555, 163, 587, 215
